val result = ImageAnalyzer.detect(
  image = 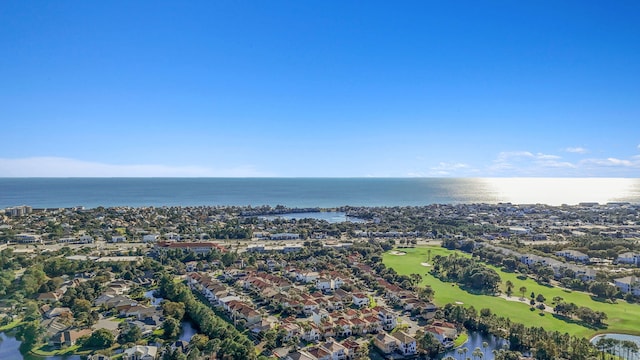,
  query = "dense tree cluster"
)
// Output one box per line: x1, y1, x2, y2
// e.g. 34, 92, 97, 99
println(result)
553, 301, 608, 327
156, 273, 256, 360
431, 254, 501, 293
